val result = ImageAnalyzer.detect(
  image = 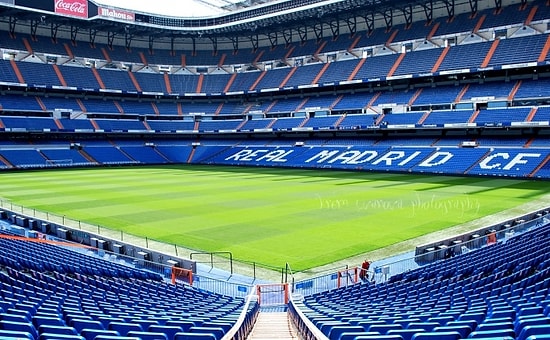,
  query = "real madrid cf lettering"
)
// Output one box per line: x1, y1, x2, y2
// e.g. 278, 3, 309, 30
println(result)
215, 146, 547, 177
